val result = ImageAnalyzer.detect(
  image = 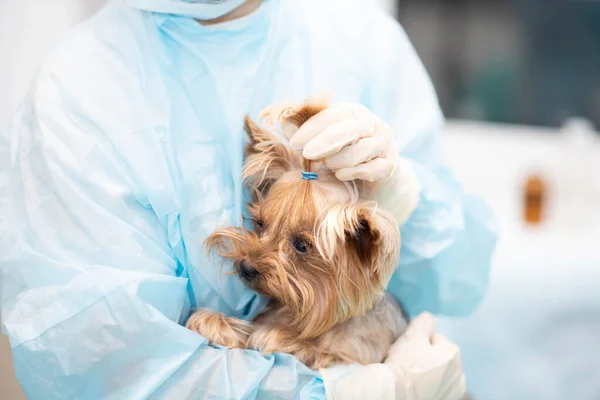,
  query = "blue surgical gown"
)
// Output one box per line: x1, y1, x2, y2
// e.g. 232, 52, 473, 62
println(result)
0, 0, 497, 398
